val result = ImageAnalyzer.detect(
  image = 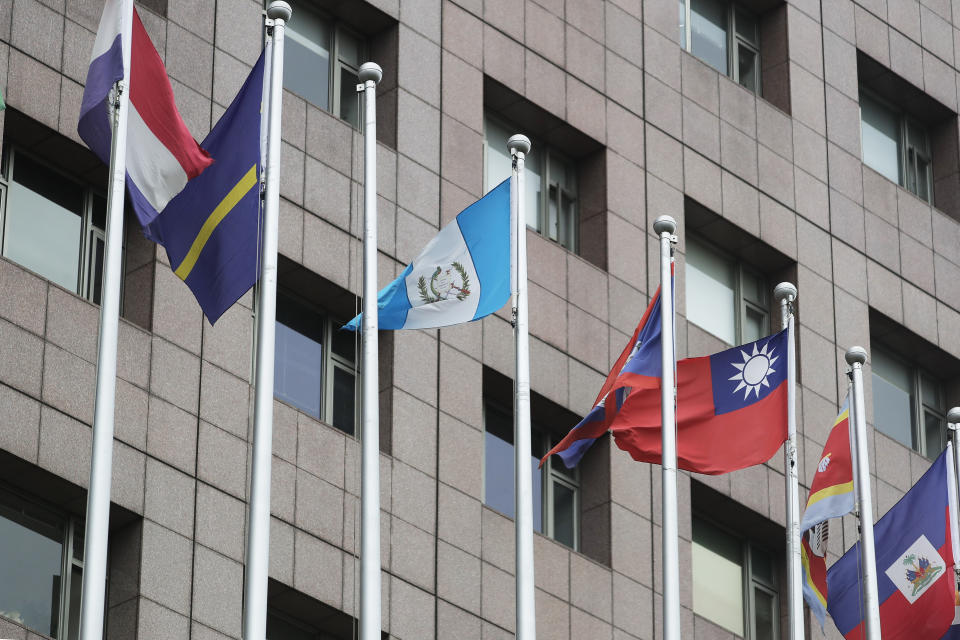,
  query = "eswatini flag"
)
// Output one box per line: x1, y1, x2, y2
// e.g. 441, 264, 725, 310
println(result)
78, 0, 212, 229
799, 395, 855, 630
